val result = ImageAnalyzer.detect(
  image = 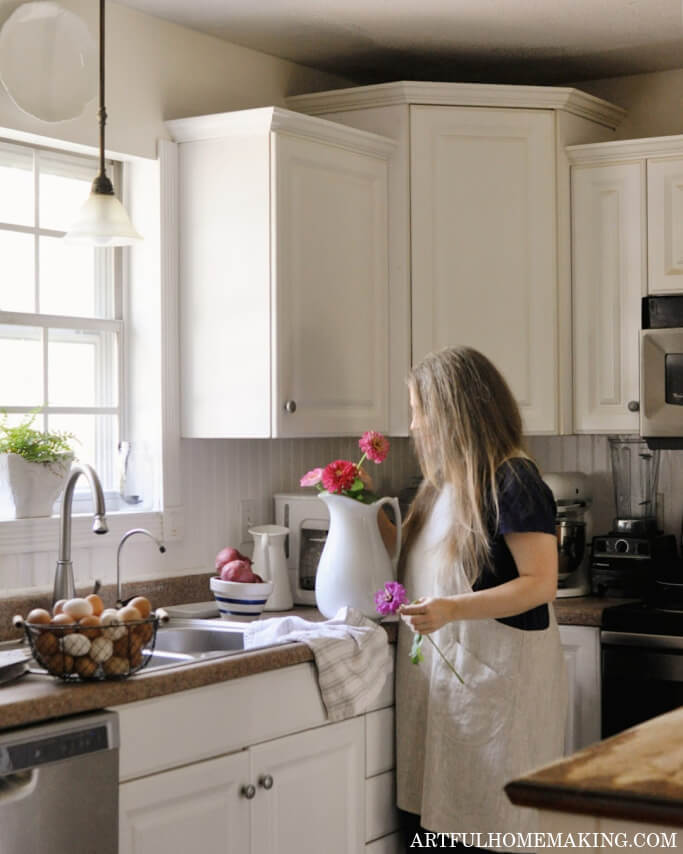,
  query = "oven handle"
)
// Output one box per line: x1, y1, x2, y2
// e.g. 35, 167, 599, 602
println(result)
601, 630, 683, 650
